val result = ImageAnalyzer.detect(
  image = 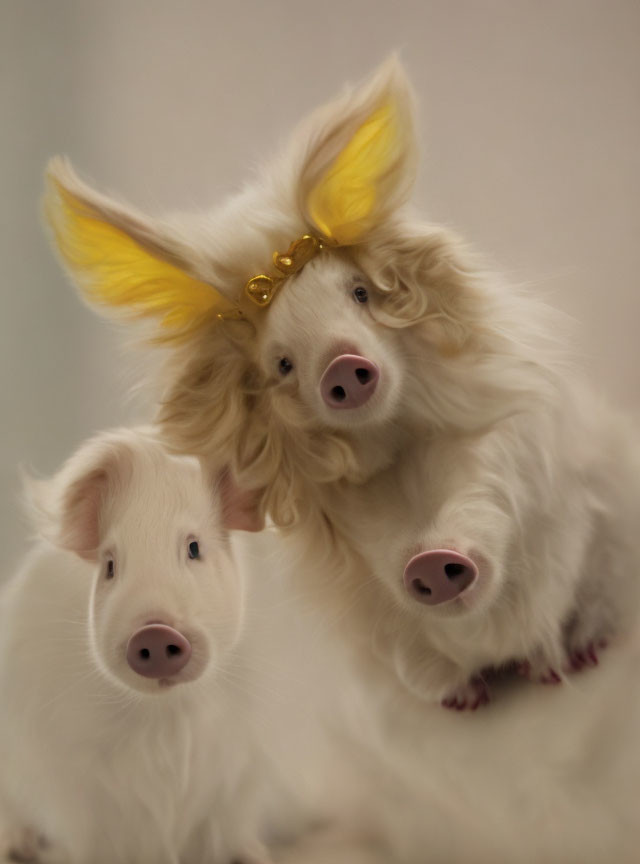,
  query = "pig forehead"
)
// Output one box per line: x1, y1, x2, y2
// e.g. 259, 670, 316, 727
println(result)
291, 253, 361, 296
106, 459, 216, 529
263, 254, 363, 330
